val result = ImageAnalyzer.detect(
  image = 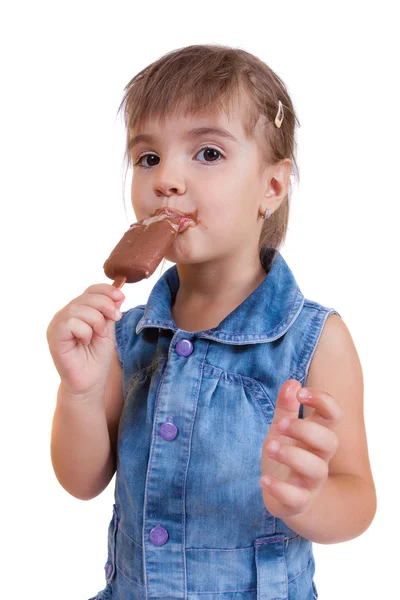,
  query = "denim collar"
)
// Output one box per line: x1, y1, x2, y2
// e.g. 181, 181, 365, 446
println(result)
136, 247, 304, 344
